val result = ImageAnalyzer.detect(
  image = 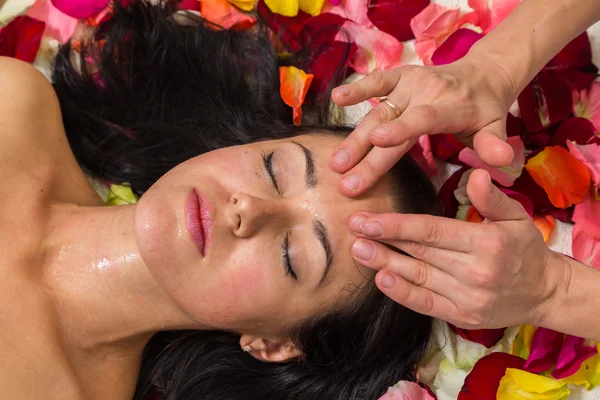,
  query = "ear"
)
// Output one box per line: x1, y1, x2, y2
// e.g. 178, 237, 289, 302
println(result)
239, 334, 303, 363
